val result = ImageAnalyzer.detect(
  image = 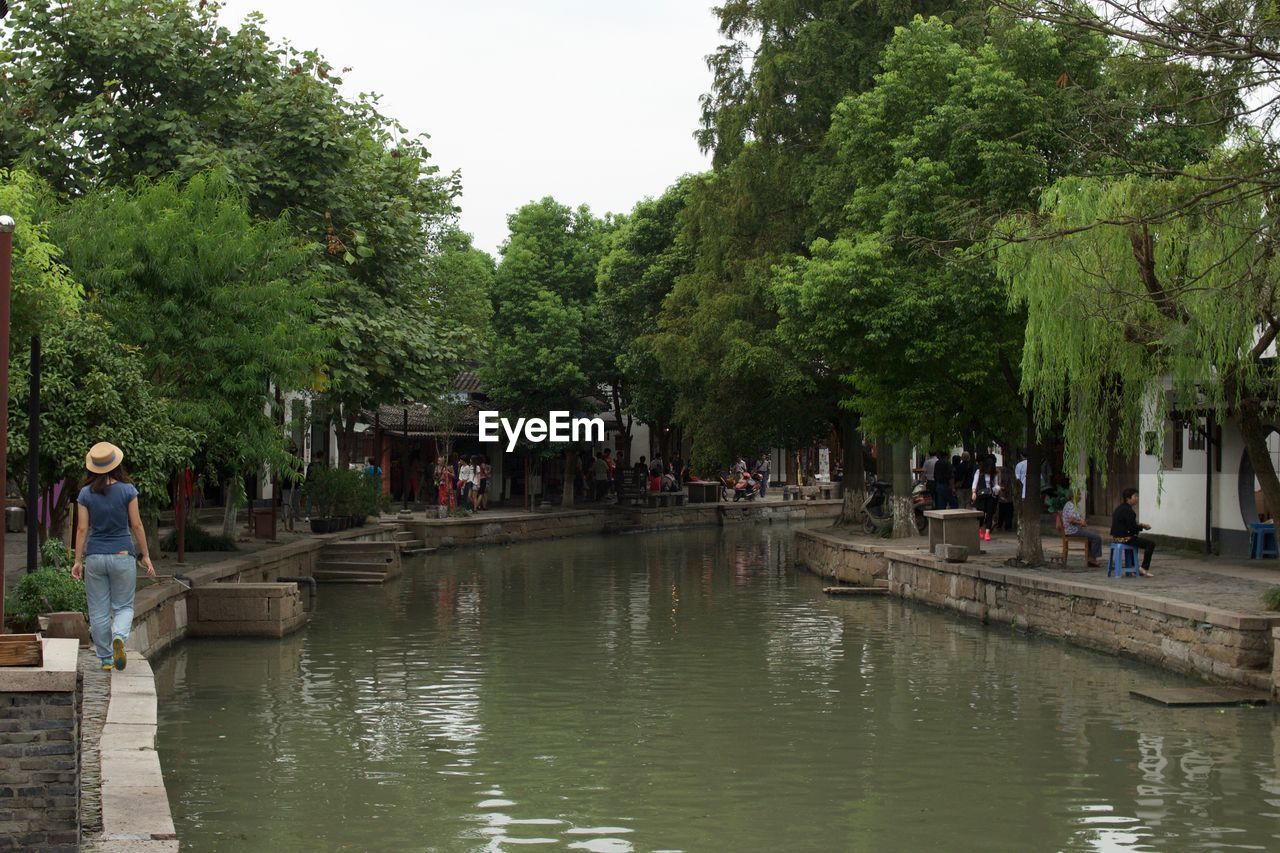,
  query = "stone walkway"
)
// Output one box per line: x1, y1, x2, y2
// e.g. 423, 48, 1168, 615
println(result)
821, 527, 1280, 617
78, 649, 109, 836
